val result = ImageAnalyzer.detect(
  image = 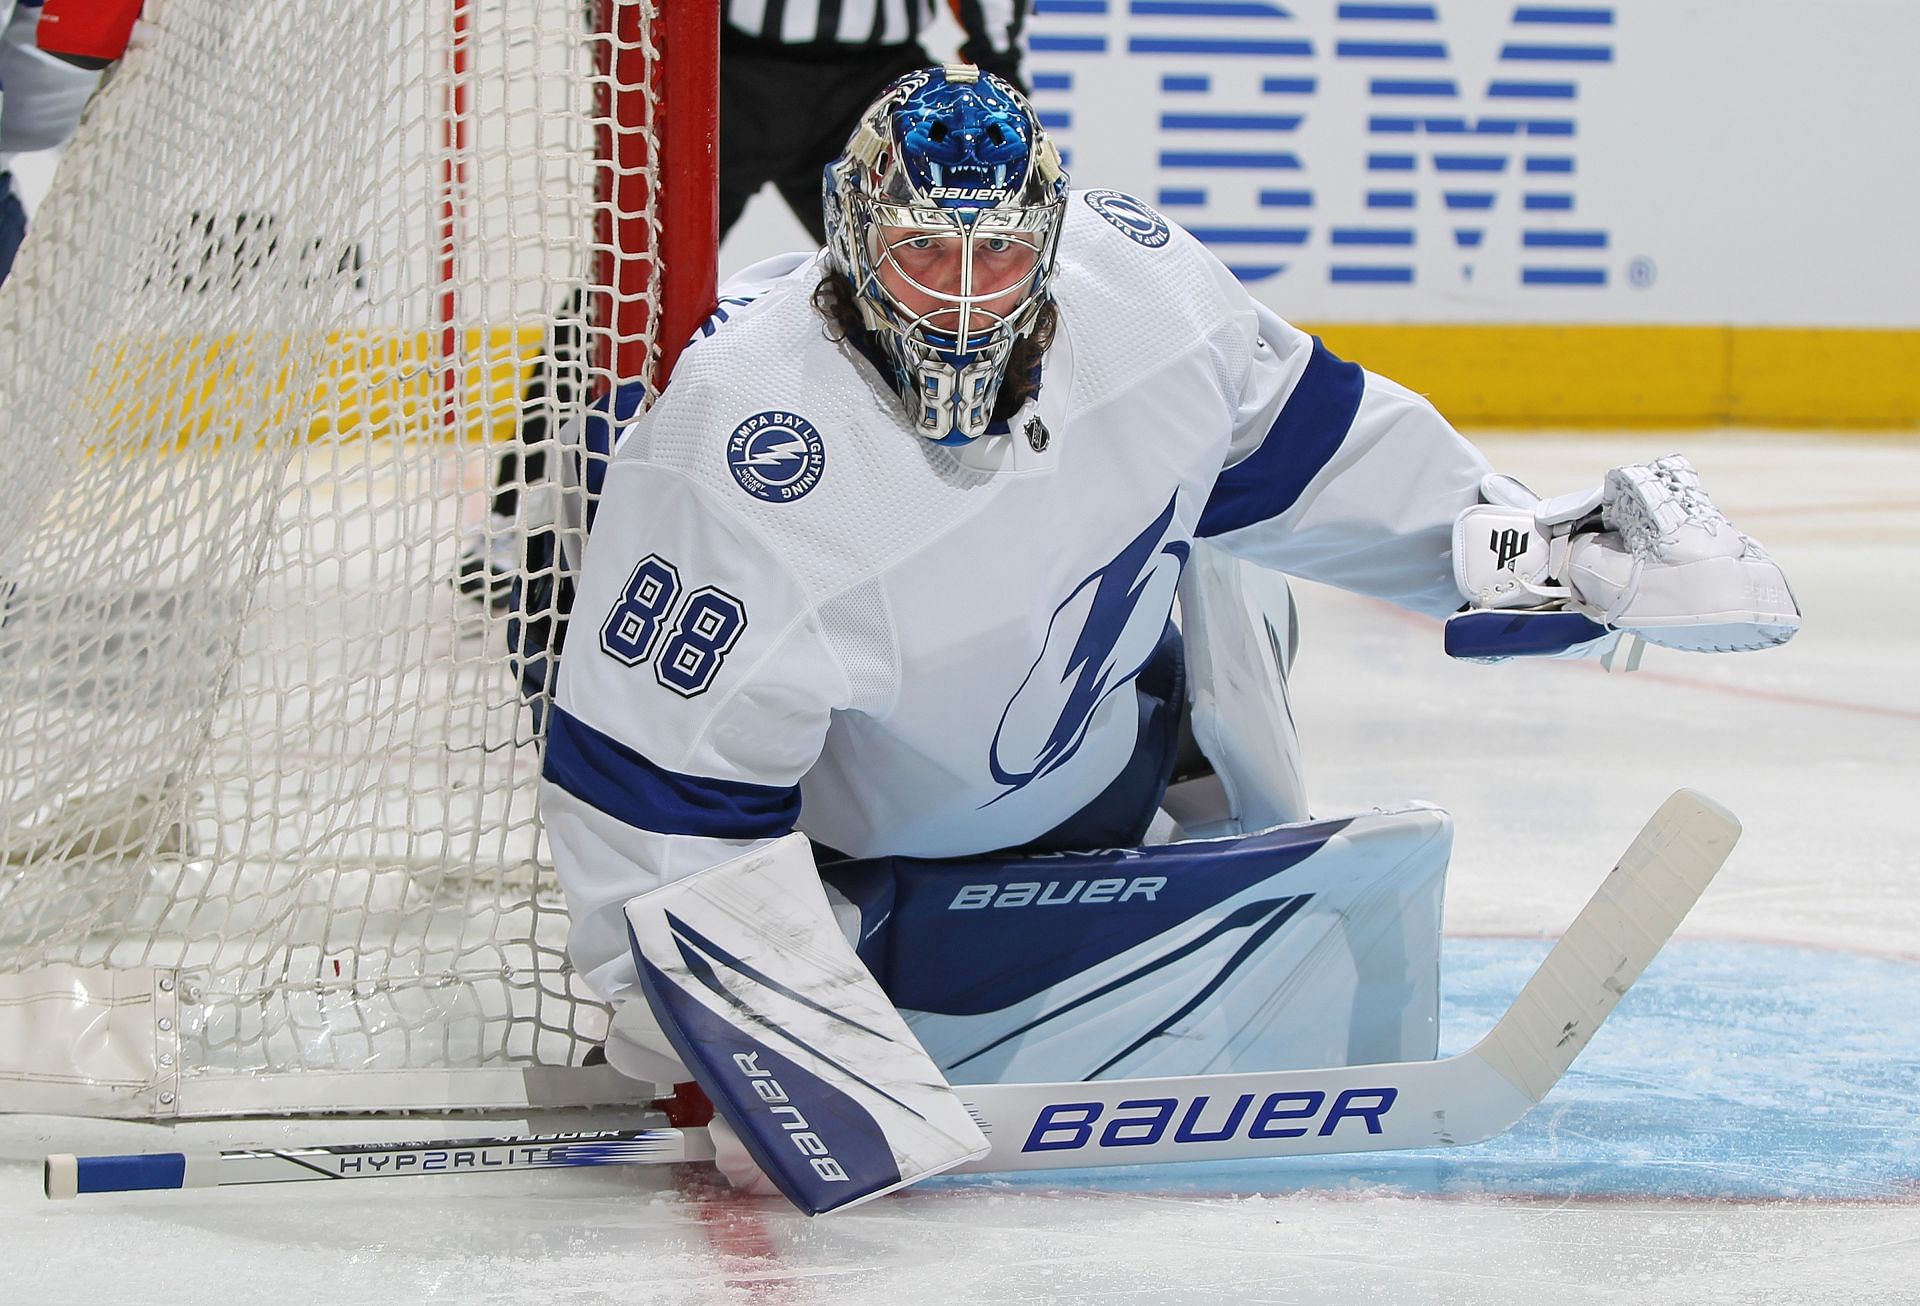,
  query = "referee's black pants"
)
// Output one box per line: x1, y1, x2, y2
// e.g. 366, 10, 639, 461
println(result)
719, 35, 934, 245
